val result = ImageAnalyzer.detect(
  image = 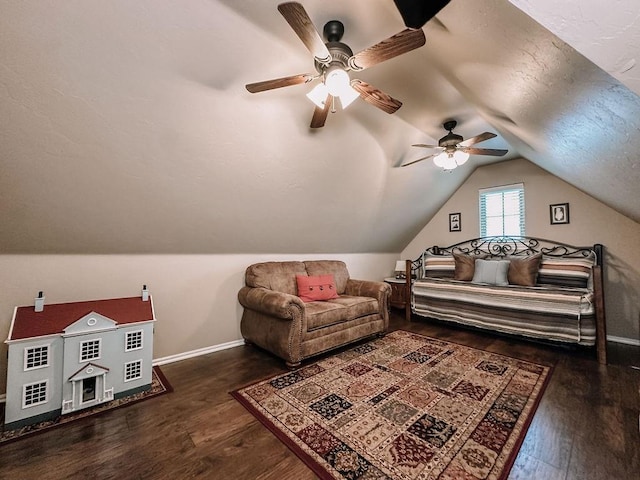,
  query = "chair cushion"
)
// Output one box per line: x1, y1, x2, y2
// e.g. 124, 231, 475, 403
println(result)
304, 260, 350, 294
306, 296, 379, 331
245, 261, 307, 295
